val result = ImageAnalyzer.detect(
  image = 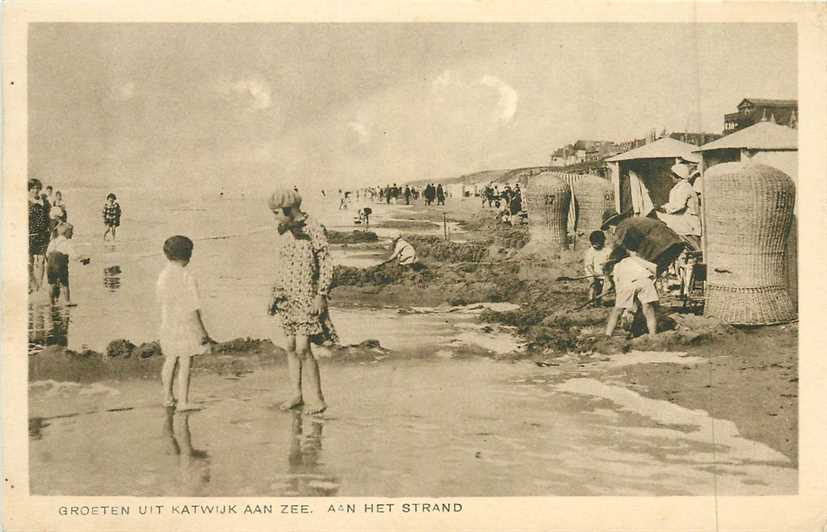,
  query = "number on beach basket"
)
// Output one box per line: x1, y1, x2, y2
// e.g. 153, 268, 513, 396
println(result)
524, 172, 571, 251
